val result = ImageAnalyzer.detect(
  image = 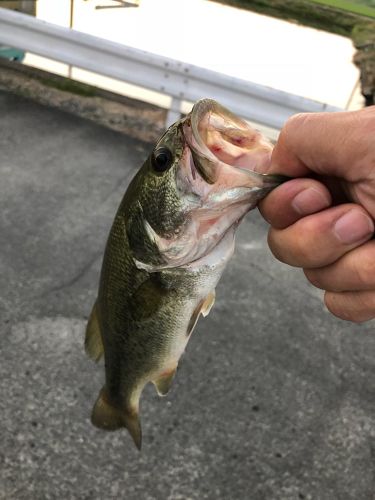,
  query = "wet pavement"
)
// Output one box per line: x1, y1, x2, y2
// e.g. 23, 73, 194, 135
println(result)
1, 90, 375, 500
